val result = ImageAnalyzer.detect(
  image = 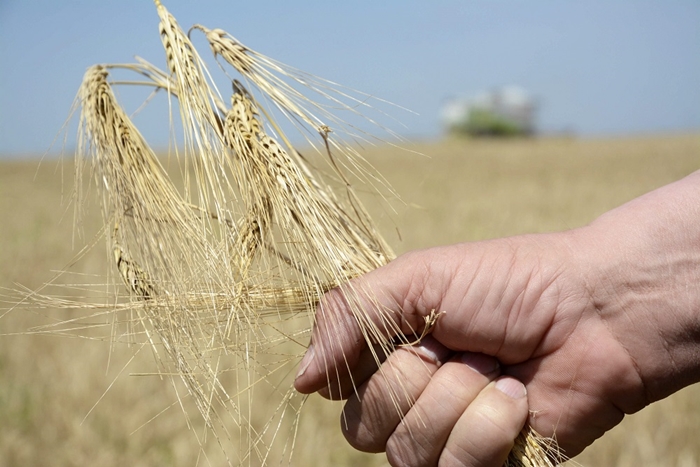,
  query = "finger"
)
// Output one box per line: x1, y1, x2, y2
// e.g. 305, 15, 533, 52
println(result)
294, 252, 438, 394
384, 353, 500, 467
341, 336, 453, 453
440, 376, 528, 467
318, 343, 388, 400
